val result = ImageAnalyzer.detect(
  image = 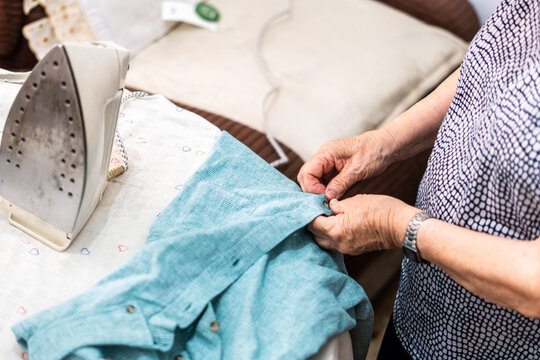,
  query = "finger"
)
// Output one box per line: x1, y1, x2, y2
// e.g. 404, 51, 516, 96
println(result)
313, 235, 340, 252
308, 218, 340, 249
301, 174, 327, 195
325, 163, 358, 199
307, 219, 327, 239
298, 154, 336, 194
329, 199, 344, 214
298, 159, 324, 193
309, 215, 336, 234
